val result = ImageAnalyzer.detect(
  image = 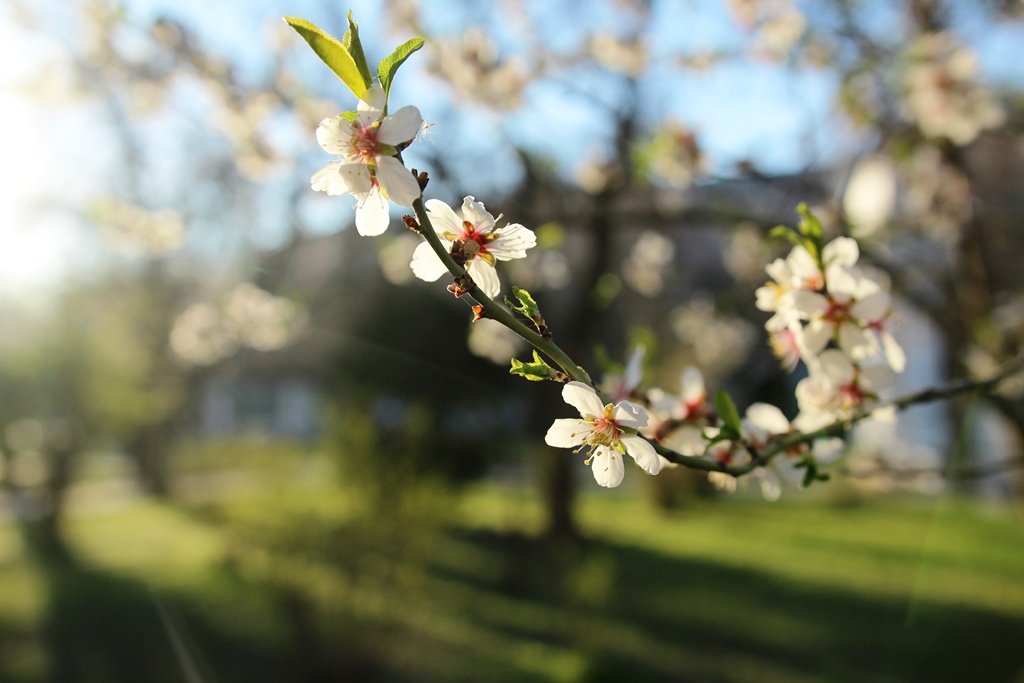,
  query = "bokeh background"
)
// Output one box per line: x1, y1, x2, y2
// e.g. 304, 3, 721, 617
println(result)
1, 0, 1024, 681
